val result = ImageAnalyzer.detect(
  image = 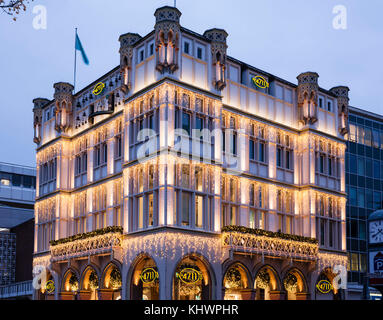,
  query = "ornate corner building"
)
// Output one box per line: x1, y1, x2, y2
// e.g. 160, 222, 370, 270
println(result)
32, 6, 349, 300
